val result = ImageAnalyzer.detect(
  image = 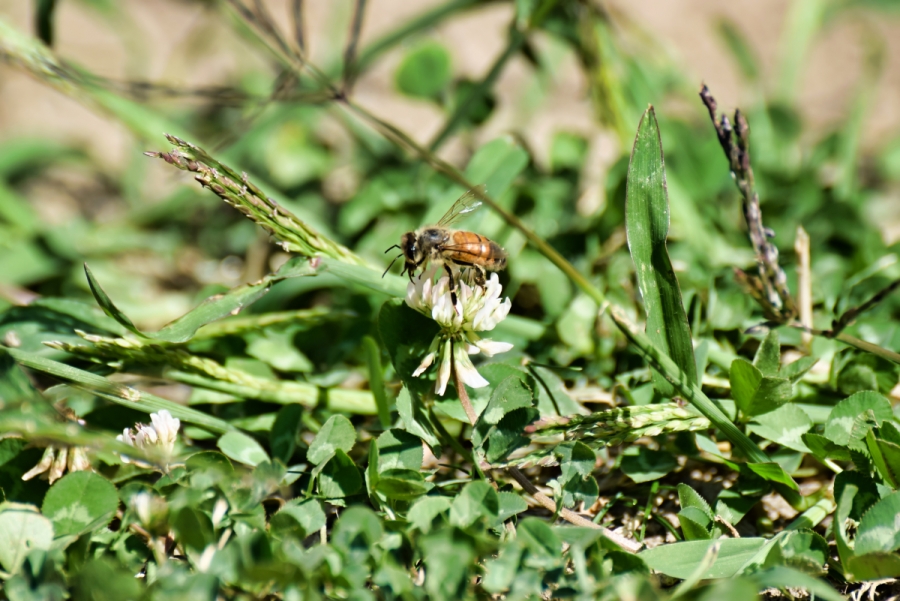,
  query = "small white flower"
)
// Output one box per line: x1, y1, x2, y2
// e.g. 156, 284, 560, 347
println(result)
116, 410, 181, 467
406, 266, 513, 396
21, 445, 93, 484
